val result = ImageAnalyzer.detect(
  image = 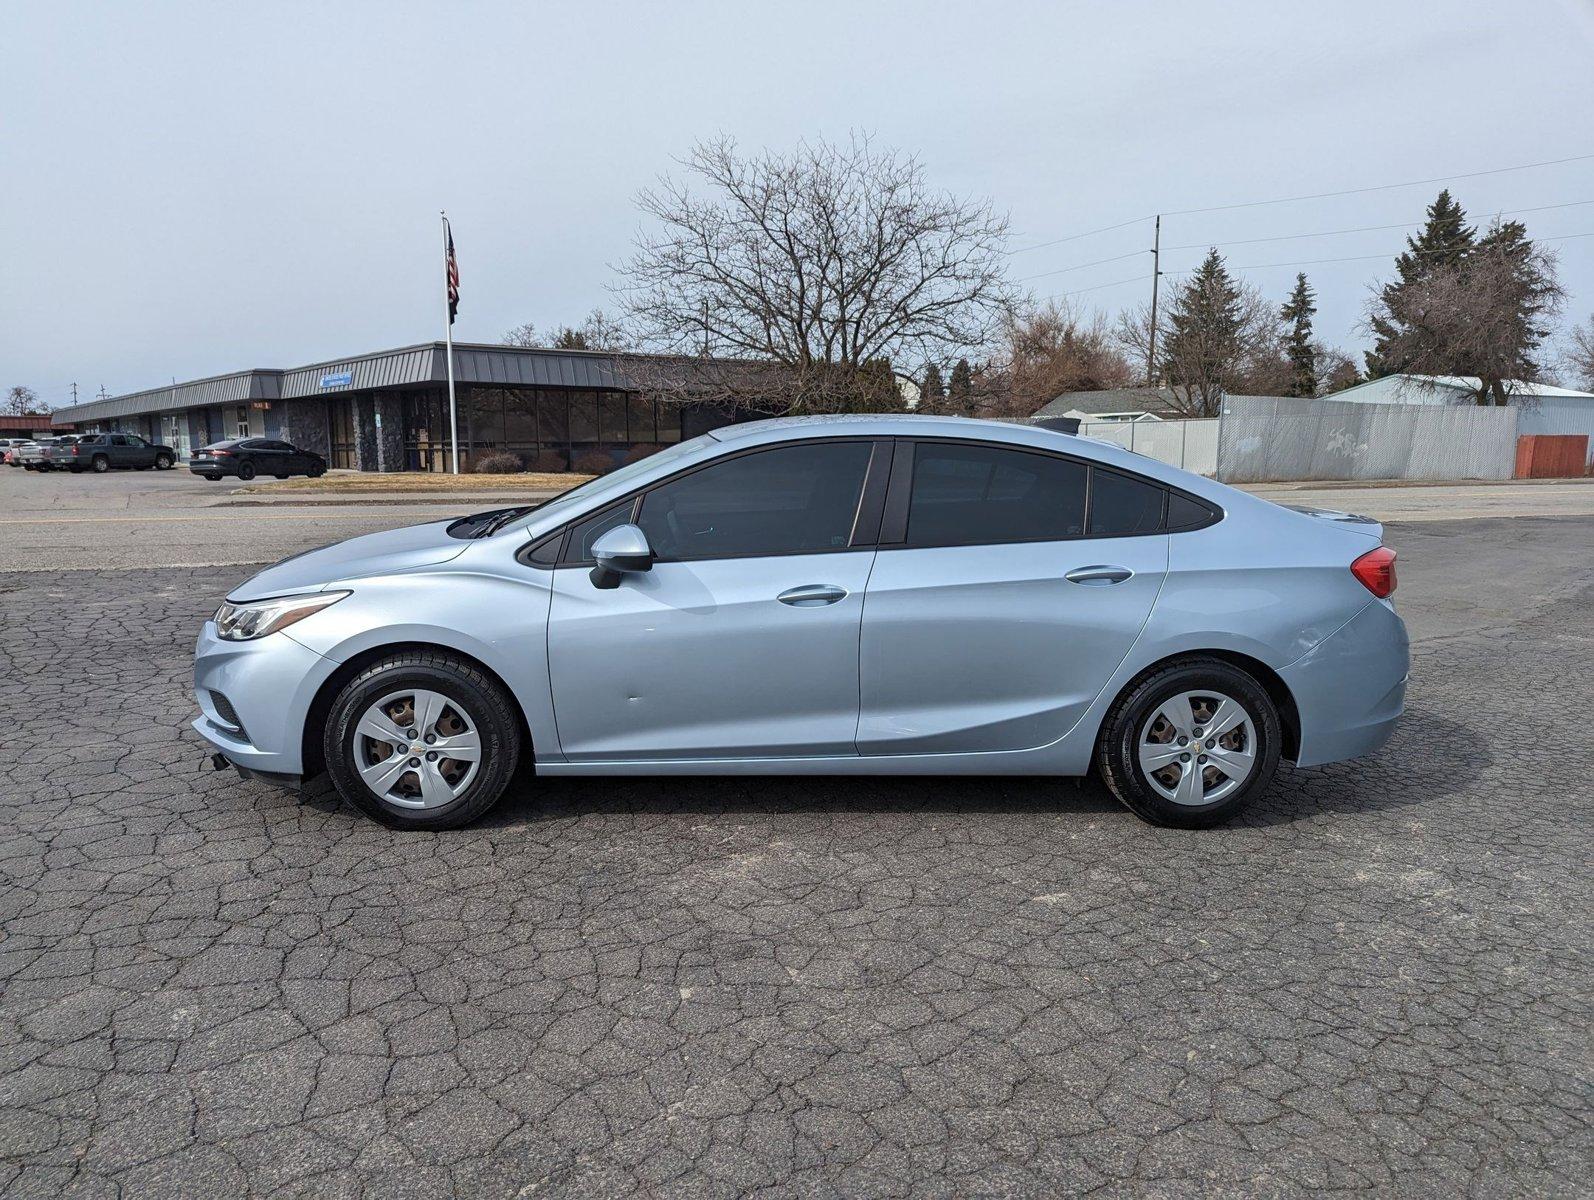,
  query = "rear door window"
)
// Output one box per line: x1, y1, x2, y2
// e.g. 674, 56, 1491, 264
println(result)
904, 442, 1087, 548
